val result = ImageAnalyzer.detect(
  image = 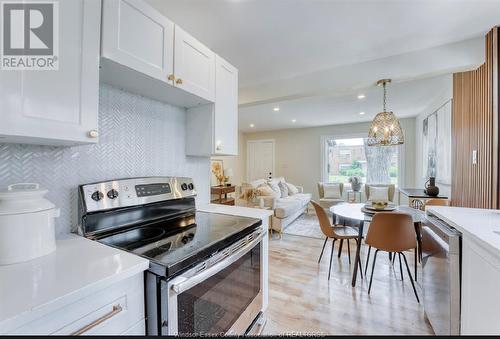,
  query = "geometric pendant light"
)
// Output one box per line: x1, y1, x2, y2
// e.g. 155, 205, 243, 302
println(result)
367, 79, 405, 146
